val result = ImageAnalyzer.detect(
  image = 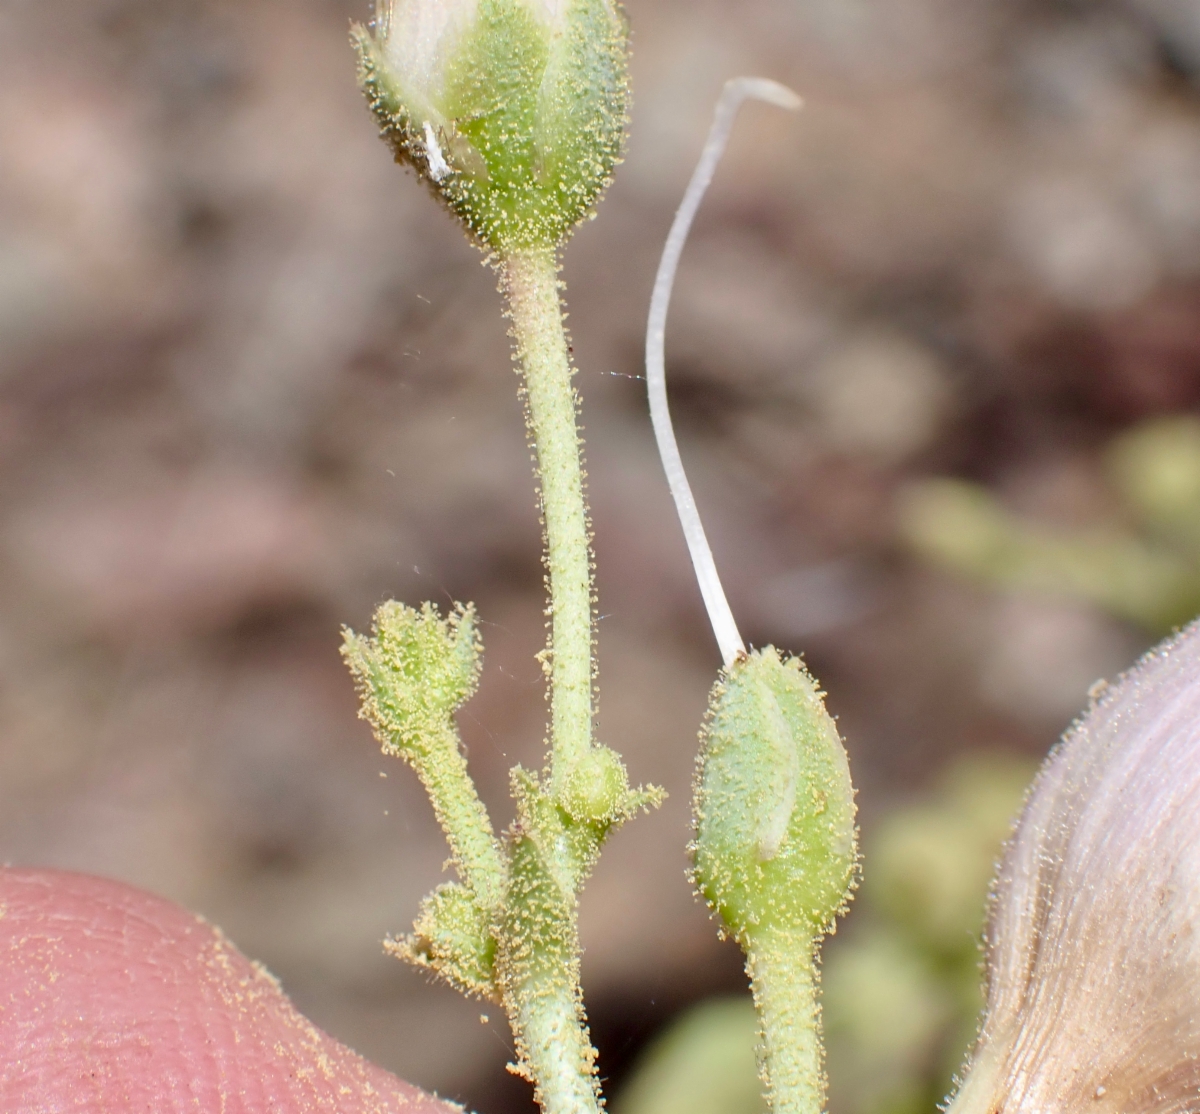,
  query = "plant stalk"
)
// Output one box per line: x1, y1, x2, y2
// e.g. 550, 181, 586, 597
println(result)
500, 832, 602, 1114
499, 248, 604, 1114
502, 247, 594, 792
747, 923, 824, 1114
409, 722, 506, 910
